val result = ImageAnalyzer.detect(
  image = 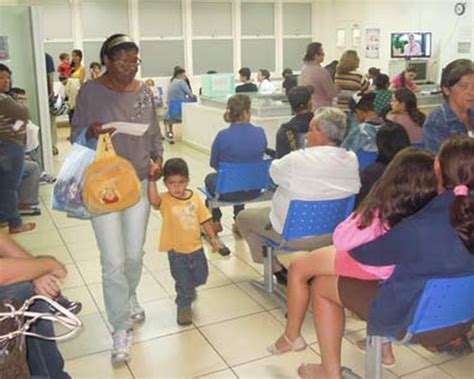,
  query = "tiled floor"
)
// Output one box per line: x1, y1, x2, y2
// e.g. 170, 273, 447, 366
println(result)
12, 131, 473, 378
